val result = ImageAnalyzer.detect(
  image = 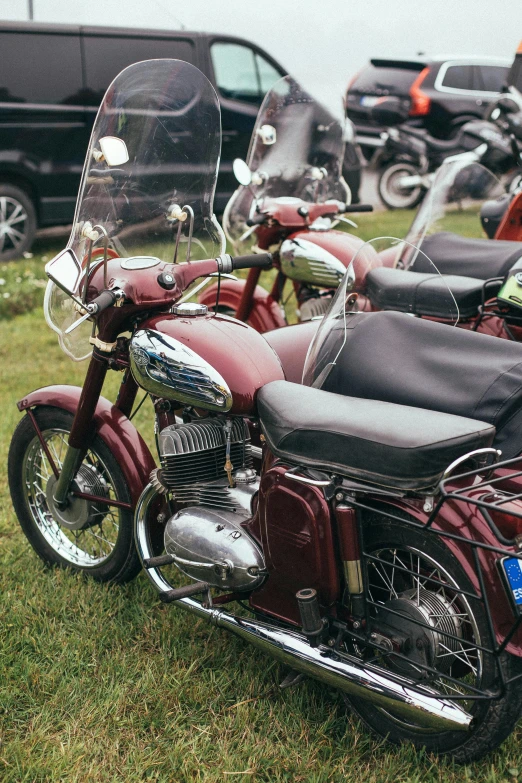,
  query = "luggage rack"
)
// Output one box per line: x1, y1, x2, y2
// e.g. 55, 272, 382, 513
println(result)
342, 450, 522, 701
